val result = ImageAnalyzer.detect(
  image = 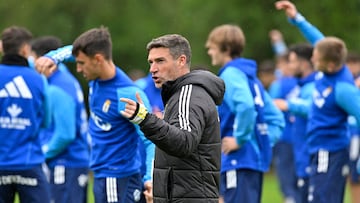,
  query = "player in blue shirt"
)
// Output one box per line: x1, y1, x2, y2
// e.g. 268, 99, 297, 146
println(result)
31, 36, 90, 203
276, 1, 360, 202
0, 26, 52, 203
273, 43, 316, 203
205, 24, 285, 203
35, 26, 155, 203
268, 29, 299, 203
